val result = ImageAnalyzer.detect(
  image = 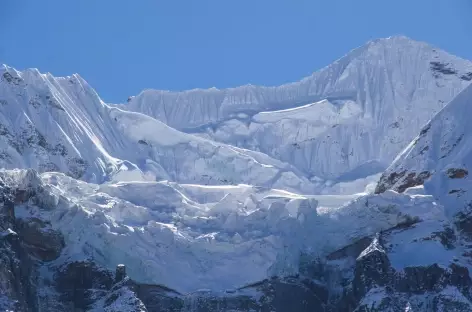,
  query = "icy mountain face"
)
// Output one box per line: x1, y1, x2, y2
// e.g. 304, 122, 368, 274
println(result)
0, 65, 323, 193
2, 169, 472, 311
0, 65, 151, 183
125, 36, 472, 181
2, 36, 471, 194
364, 83, 472, 311
376, 82, 472, 211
